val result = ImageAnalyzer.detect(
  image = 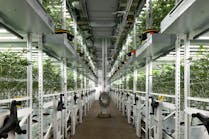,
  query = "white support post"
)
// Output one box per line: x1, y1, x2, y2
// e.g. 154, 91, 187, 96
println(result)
145, 57, 152, 139
53, 97, 58, 139
136, 98, 142, 137
71, 69, 77, 136
102, 39, 104, 92
61, 0, 68, 137
60, 57, 67, 138
86, 79, 90, 111
184, 34, 190, 139
133, 70, 137, 94
175, 1, 181, 138
84, 76, 87, 116
73, 20, 78, 51
133, 19, 137, 95
122, 77, 125, 116
145, 58, 149, 139
61, 0, 66, 29
79, 74, 83, 123
71, 10, 78, 137
125, 74, 129, 90
27, 33, 33, 139
127, 74, 131, 124
63, 59, 67, 138
154, 103, 162, 139
38, 34, 44, 139
60, 60, 64, 138
146, 0, 152, 29
175, 35, 181, 139
149, 59, 152, 139
74, 70, 78, 91
119, 79, 121, 109
145, 0, 152, 136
